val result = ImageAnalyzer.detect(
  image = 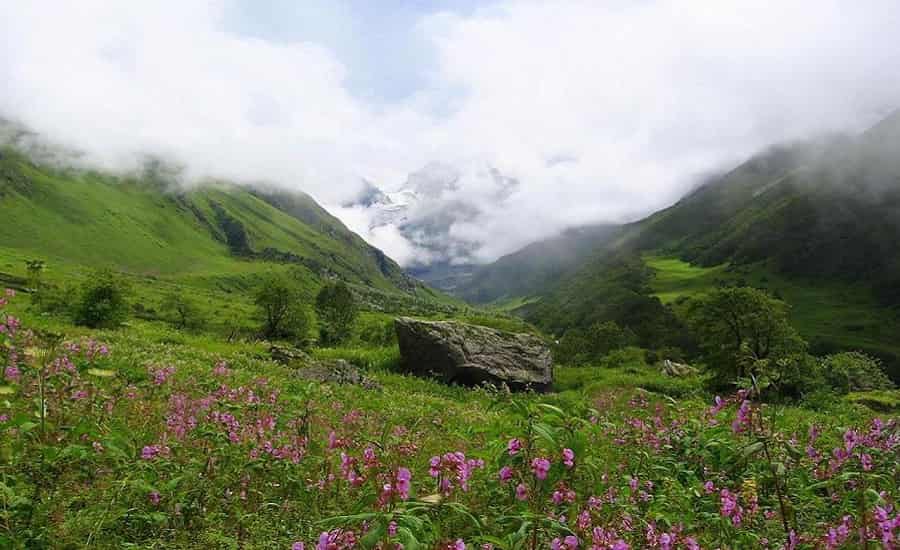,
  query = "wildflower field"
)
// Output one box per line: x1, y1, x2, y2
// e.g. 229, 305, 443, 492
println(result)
1, 290, 898, 549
